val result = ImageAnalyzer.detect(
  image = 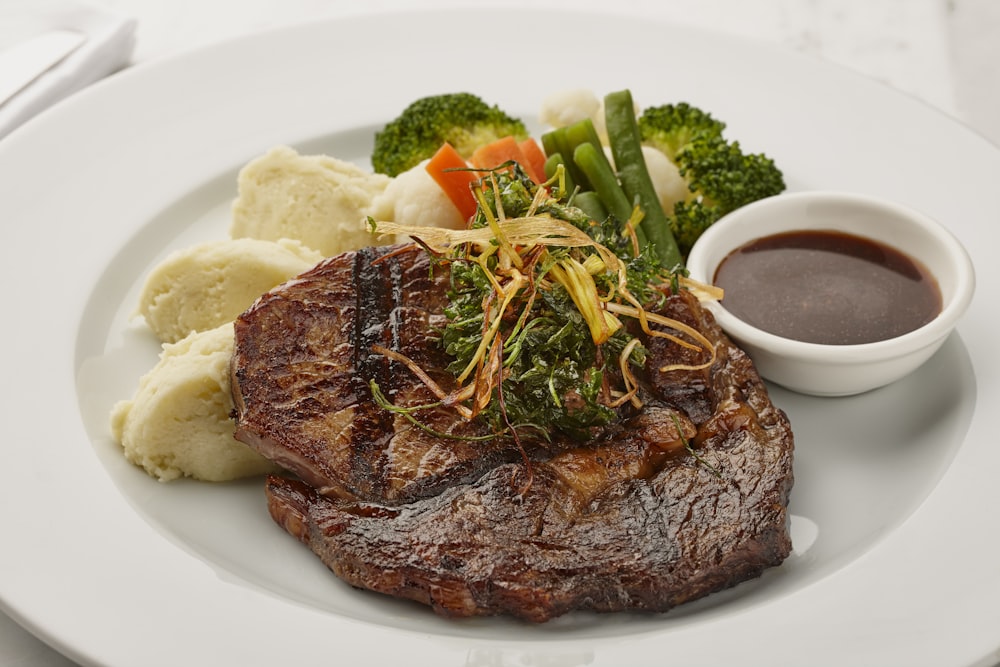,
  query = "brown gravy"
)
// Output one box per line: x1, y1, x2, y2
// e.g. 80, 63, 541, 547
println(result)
713, 229, 942, 345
